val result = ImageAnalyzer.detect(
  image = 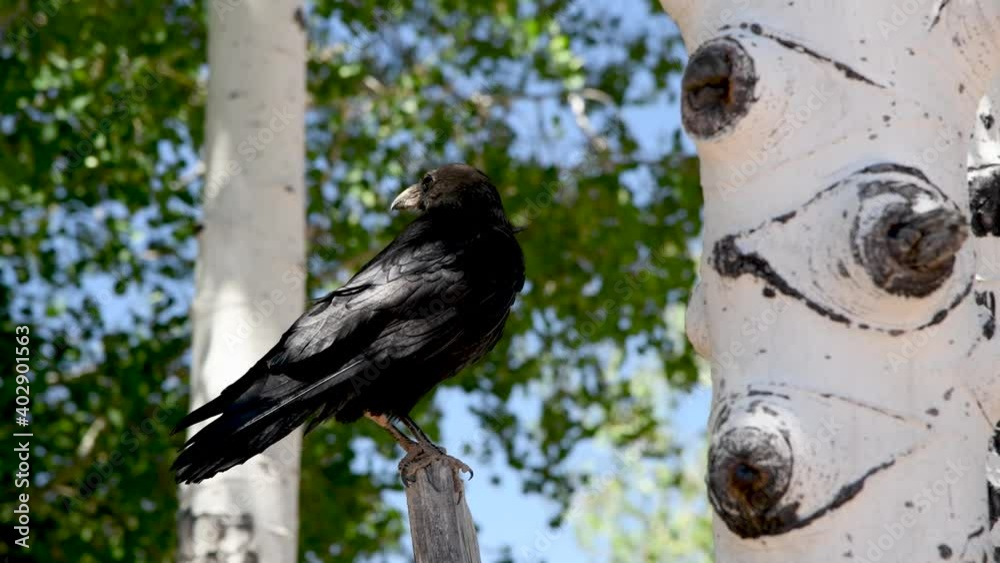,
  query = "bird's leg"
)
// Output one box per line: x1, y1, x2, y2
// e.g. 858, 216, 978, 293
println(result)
399, 415, 444, 453
396, 415, 474, 491
365, 412, 418, 450
364, 412, 447, 487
